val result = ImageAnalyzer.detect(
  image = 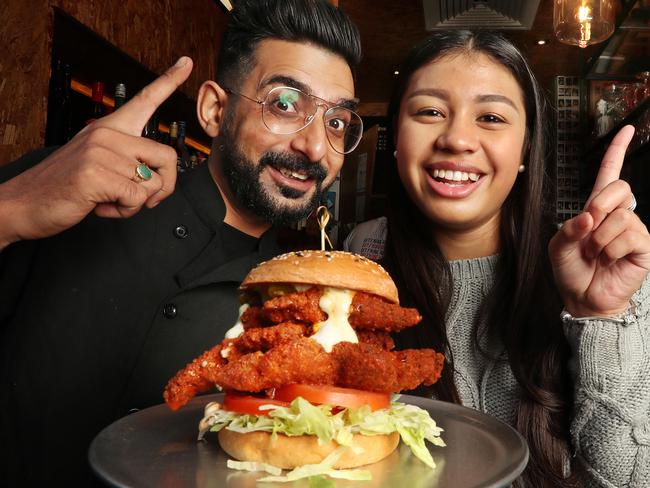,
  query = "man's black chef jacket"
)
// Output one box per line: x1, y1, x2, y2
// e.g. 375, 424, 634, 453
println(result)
0, 148, 280, 486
